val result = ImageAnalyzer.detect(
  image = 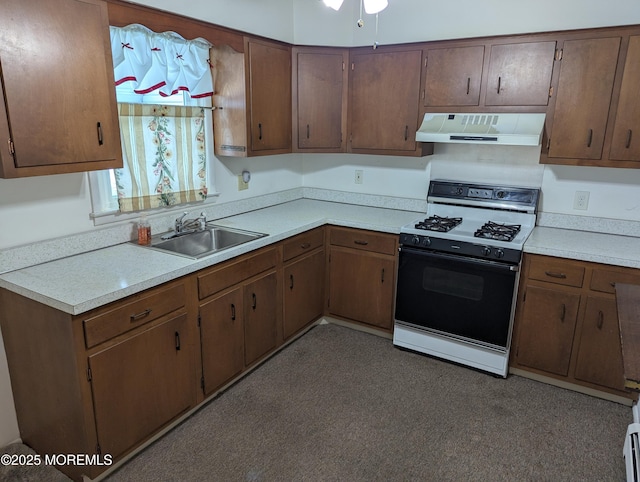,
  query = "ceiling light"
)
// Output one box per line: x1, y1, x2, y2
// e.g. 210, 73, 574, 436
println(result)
323, 0, 344, 10
363, 0, 388, 14
322, 0, 389, 14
